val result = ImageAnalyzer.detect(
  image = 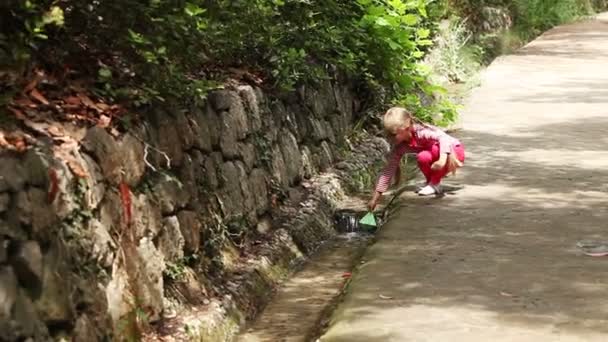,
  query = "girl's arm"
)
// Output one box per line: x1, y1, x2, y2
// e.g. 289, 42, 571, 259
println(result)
369, 144, 407, 210
375, 144, 406, 193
